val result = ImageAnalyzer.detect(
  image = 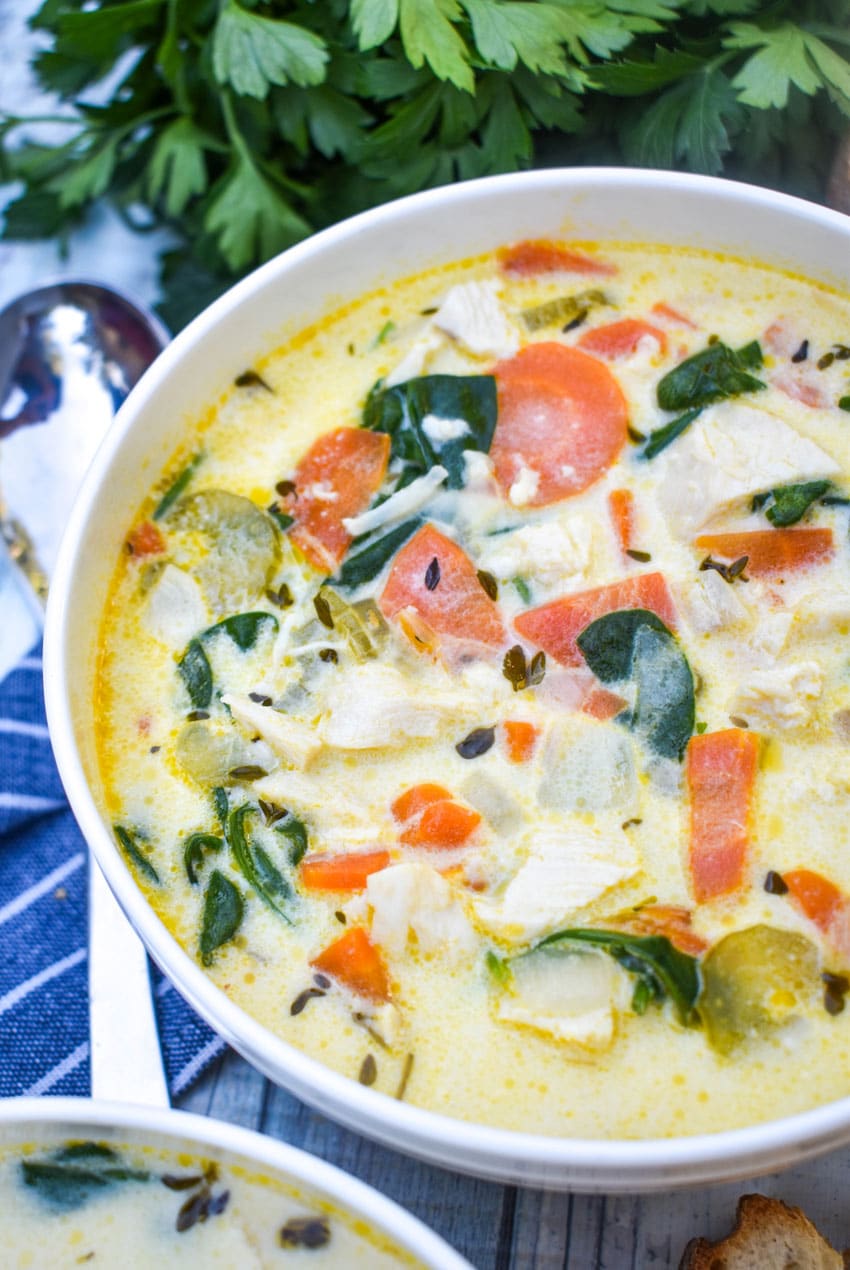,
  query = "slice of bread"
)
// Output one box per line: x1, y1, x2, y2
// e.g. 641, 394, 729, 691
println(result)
679, 1193, 848, 1269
